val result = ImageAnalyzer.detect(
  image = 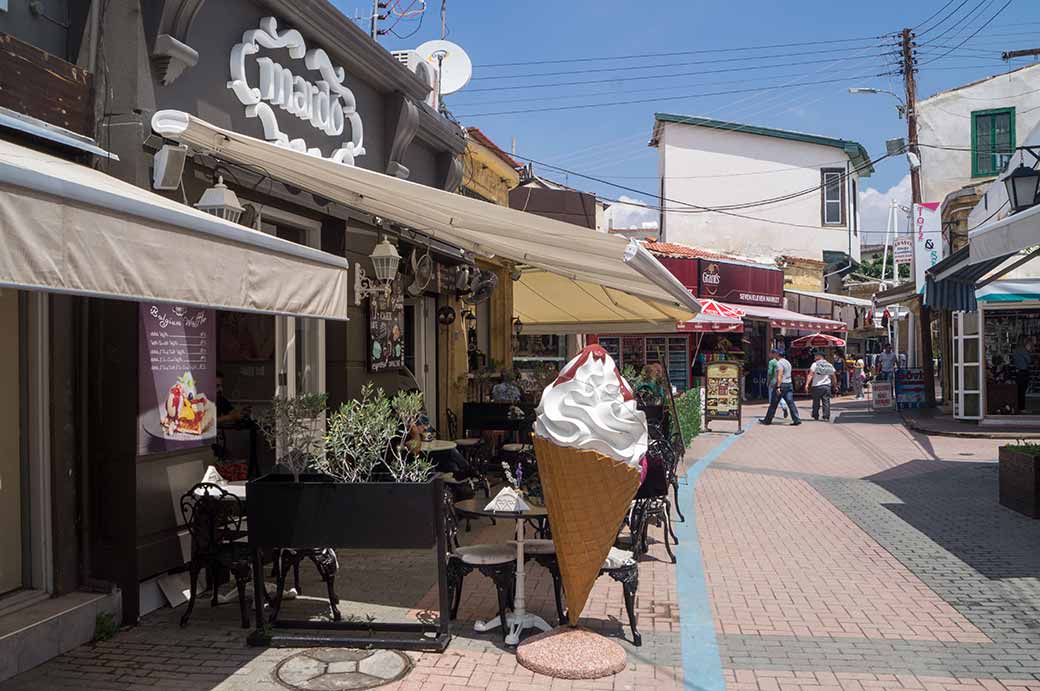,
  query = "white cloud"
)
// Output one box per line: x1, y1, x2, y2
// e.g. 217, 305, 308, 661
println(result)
604, 195, 658, 230
859, 174, 910, 245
